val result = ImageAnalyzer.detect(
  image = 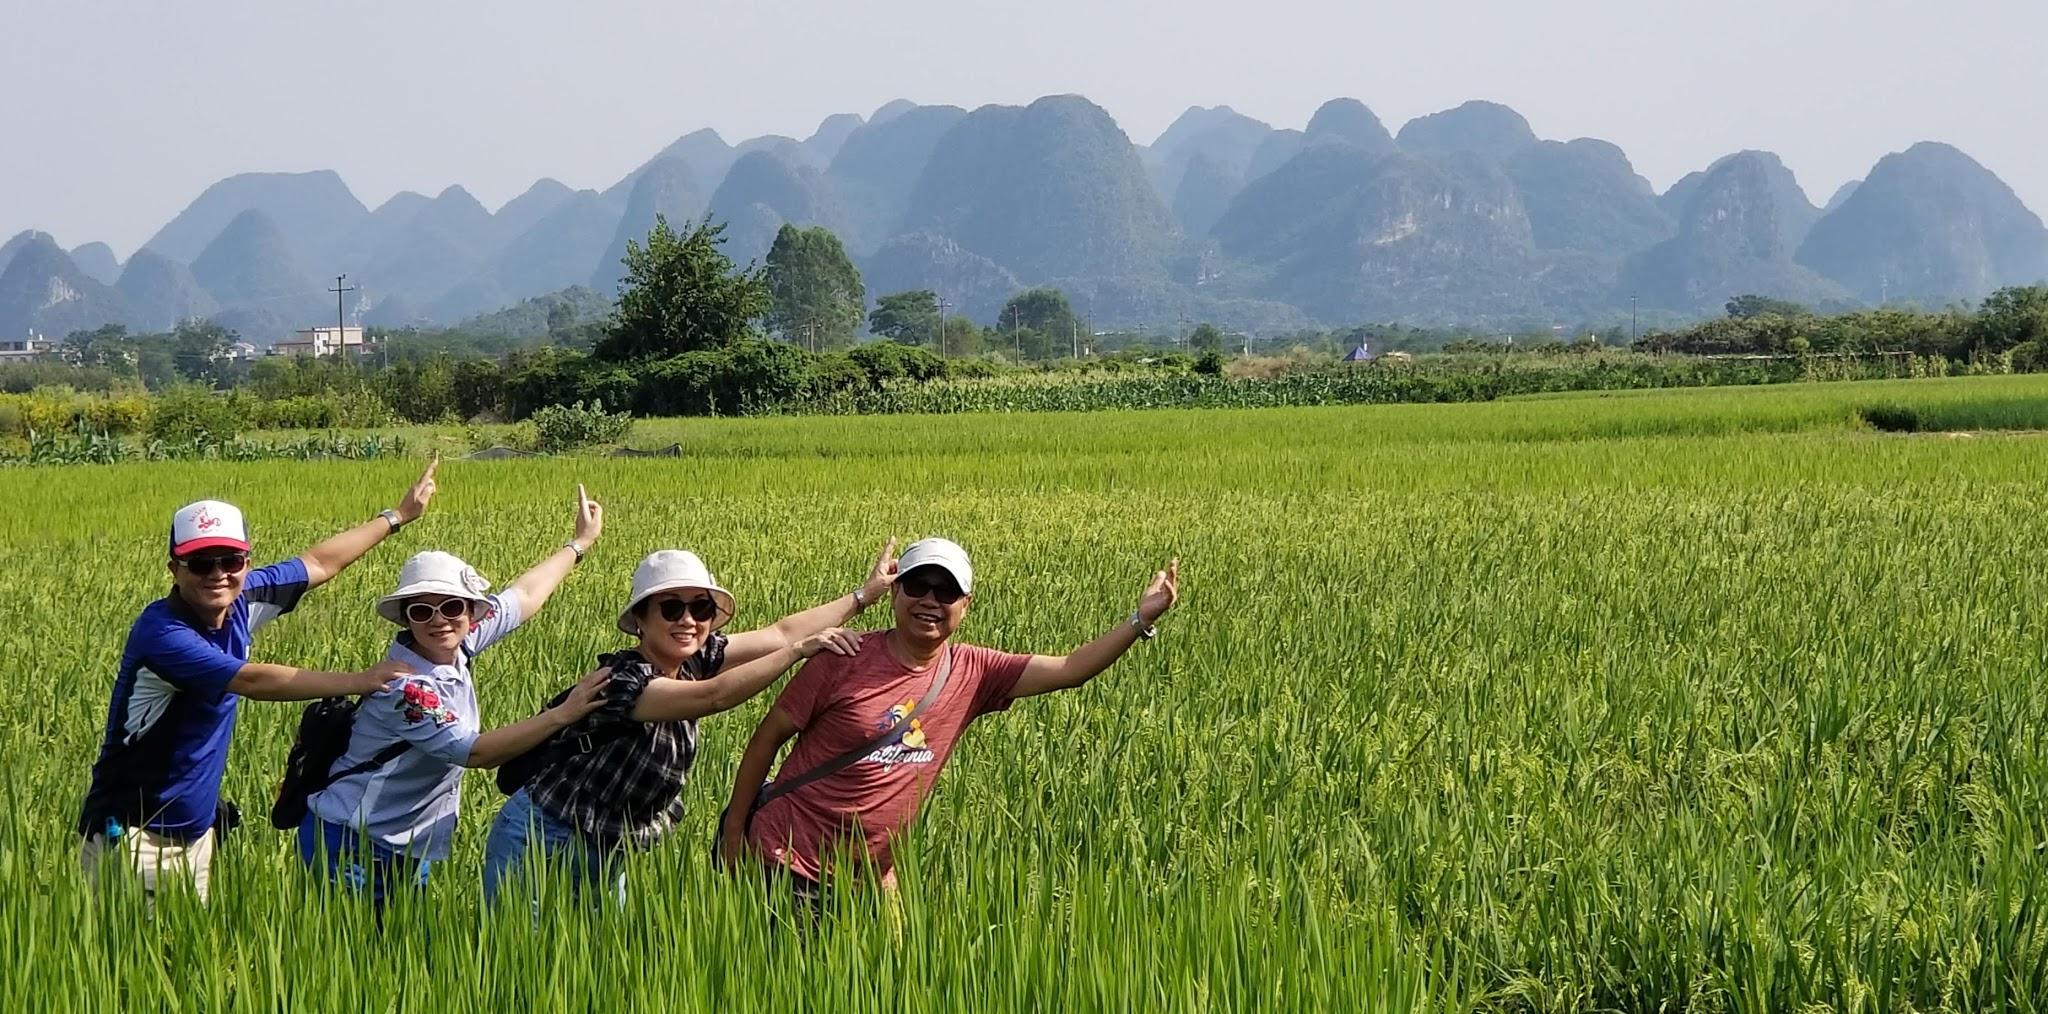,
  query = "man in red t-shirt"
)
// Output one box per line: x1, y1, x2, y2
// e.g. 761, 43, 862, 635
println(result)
720, 537, 1179, 897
